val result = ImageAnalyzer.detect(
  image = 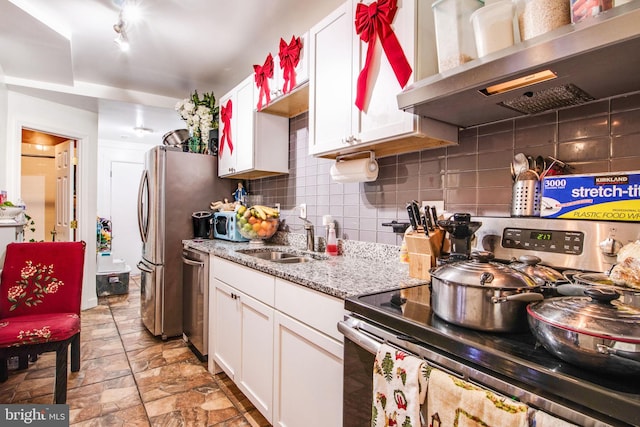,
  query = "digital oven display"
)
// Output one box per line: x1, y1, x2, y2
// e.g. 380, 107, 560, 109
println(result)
531, 232, 552, 241
502, 228, 584, 254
